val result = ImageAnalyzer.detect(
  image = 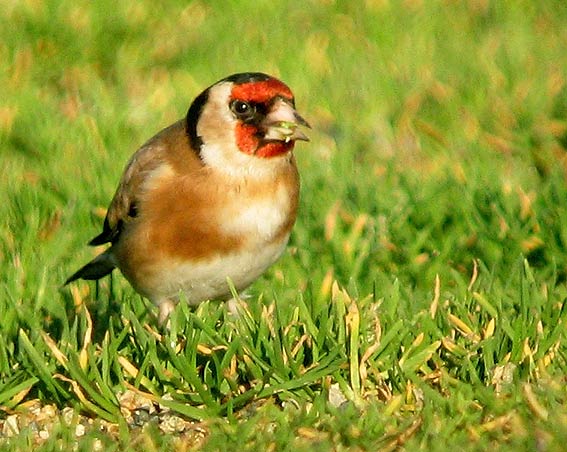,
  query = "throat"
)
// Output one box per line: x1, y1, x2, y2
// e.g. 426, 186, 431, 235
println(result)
255, 141, 294, 158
